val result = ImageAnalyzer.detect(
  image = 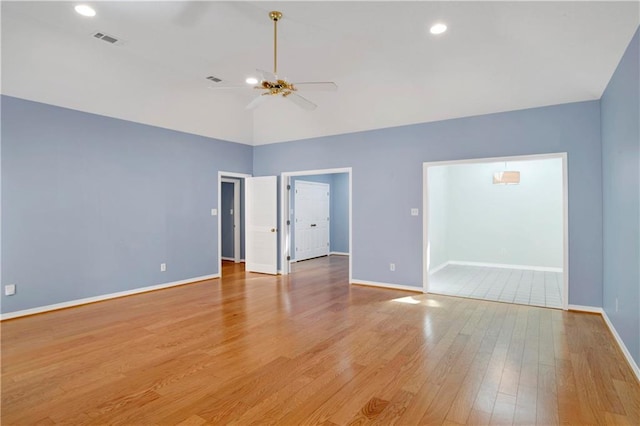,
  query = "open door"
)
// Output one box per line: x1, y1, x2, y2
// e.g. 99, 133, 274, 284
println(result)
245, 176, 278, 274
